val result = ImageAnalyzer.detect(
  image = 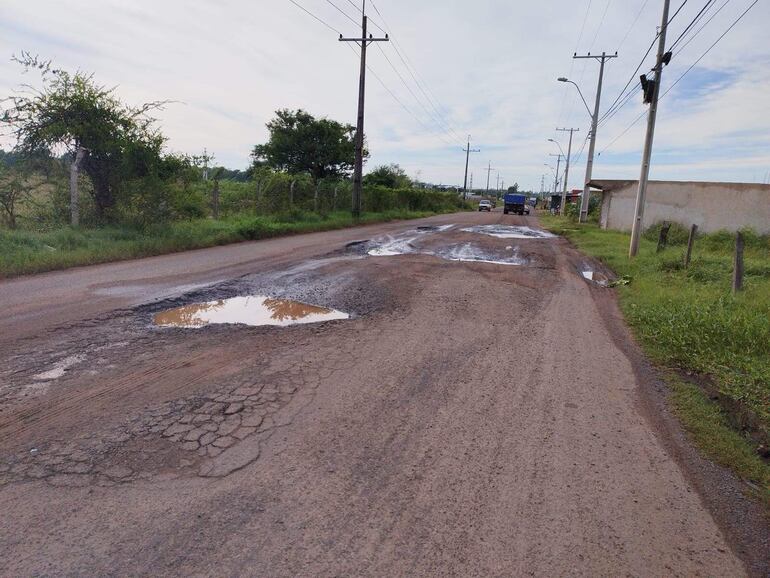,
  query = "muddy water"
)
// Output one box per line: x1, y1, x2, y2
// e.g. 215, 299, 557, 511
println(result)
461, 225, 556, 239
154, 296, 349, 328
